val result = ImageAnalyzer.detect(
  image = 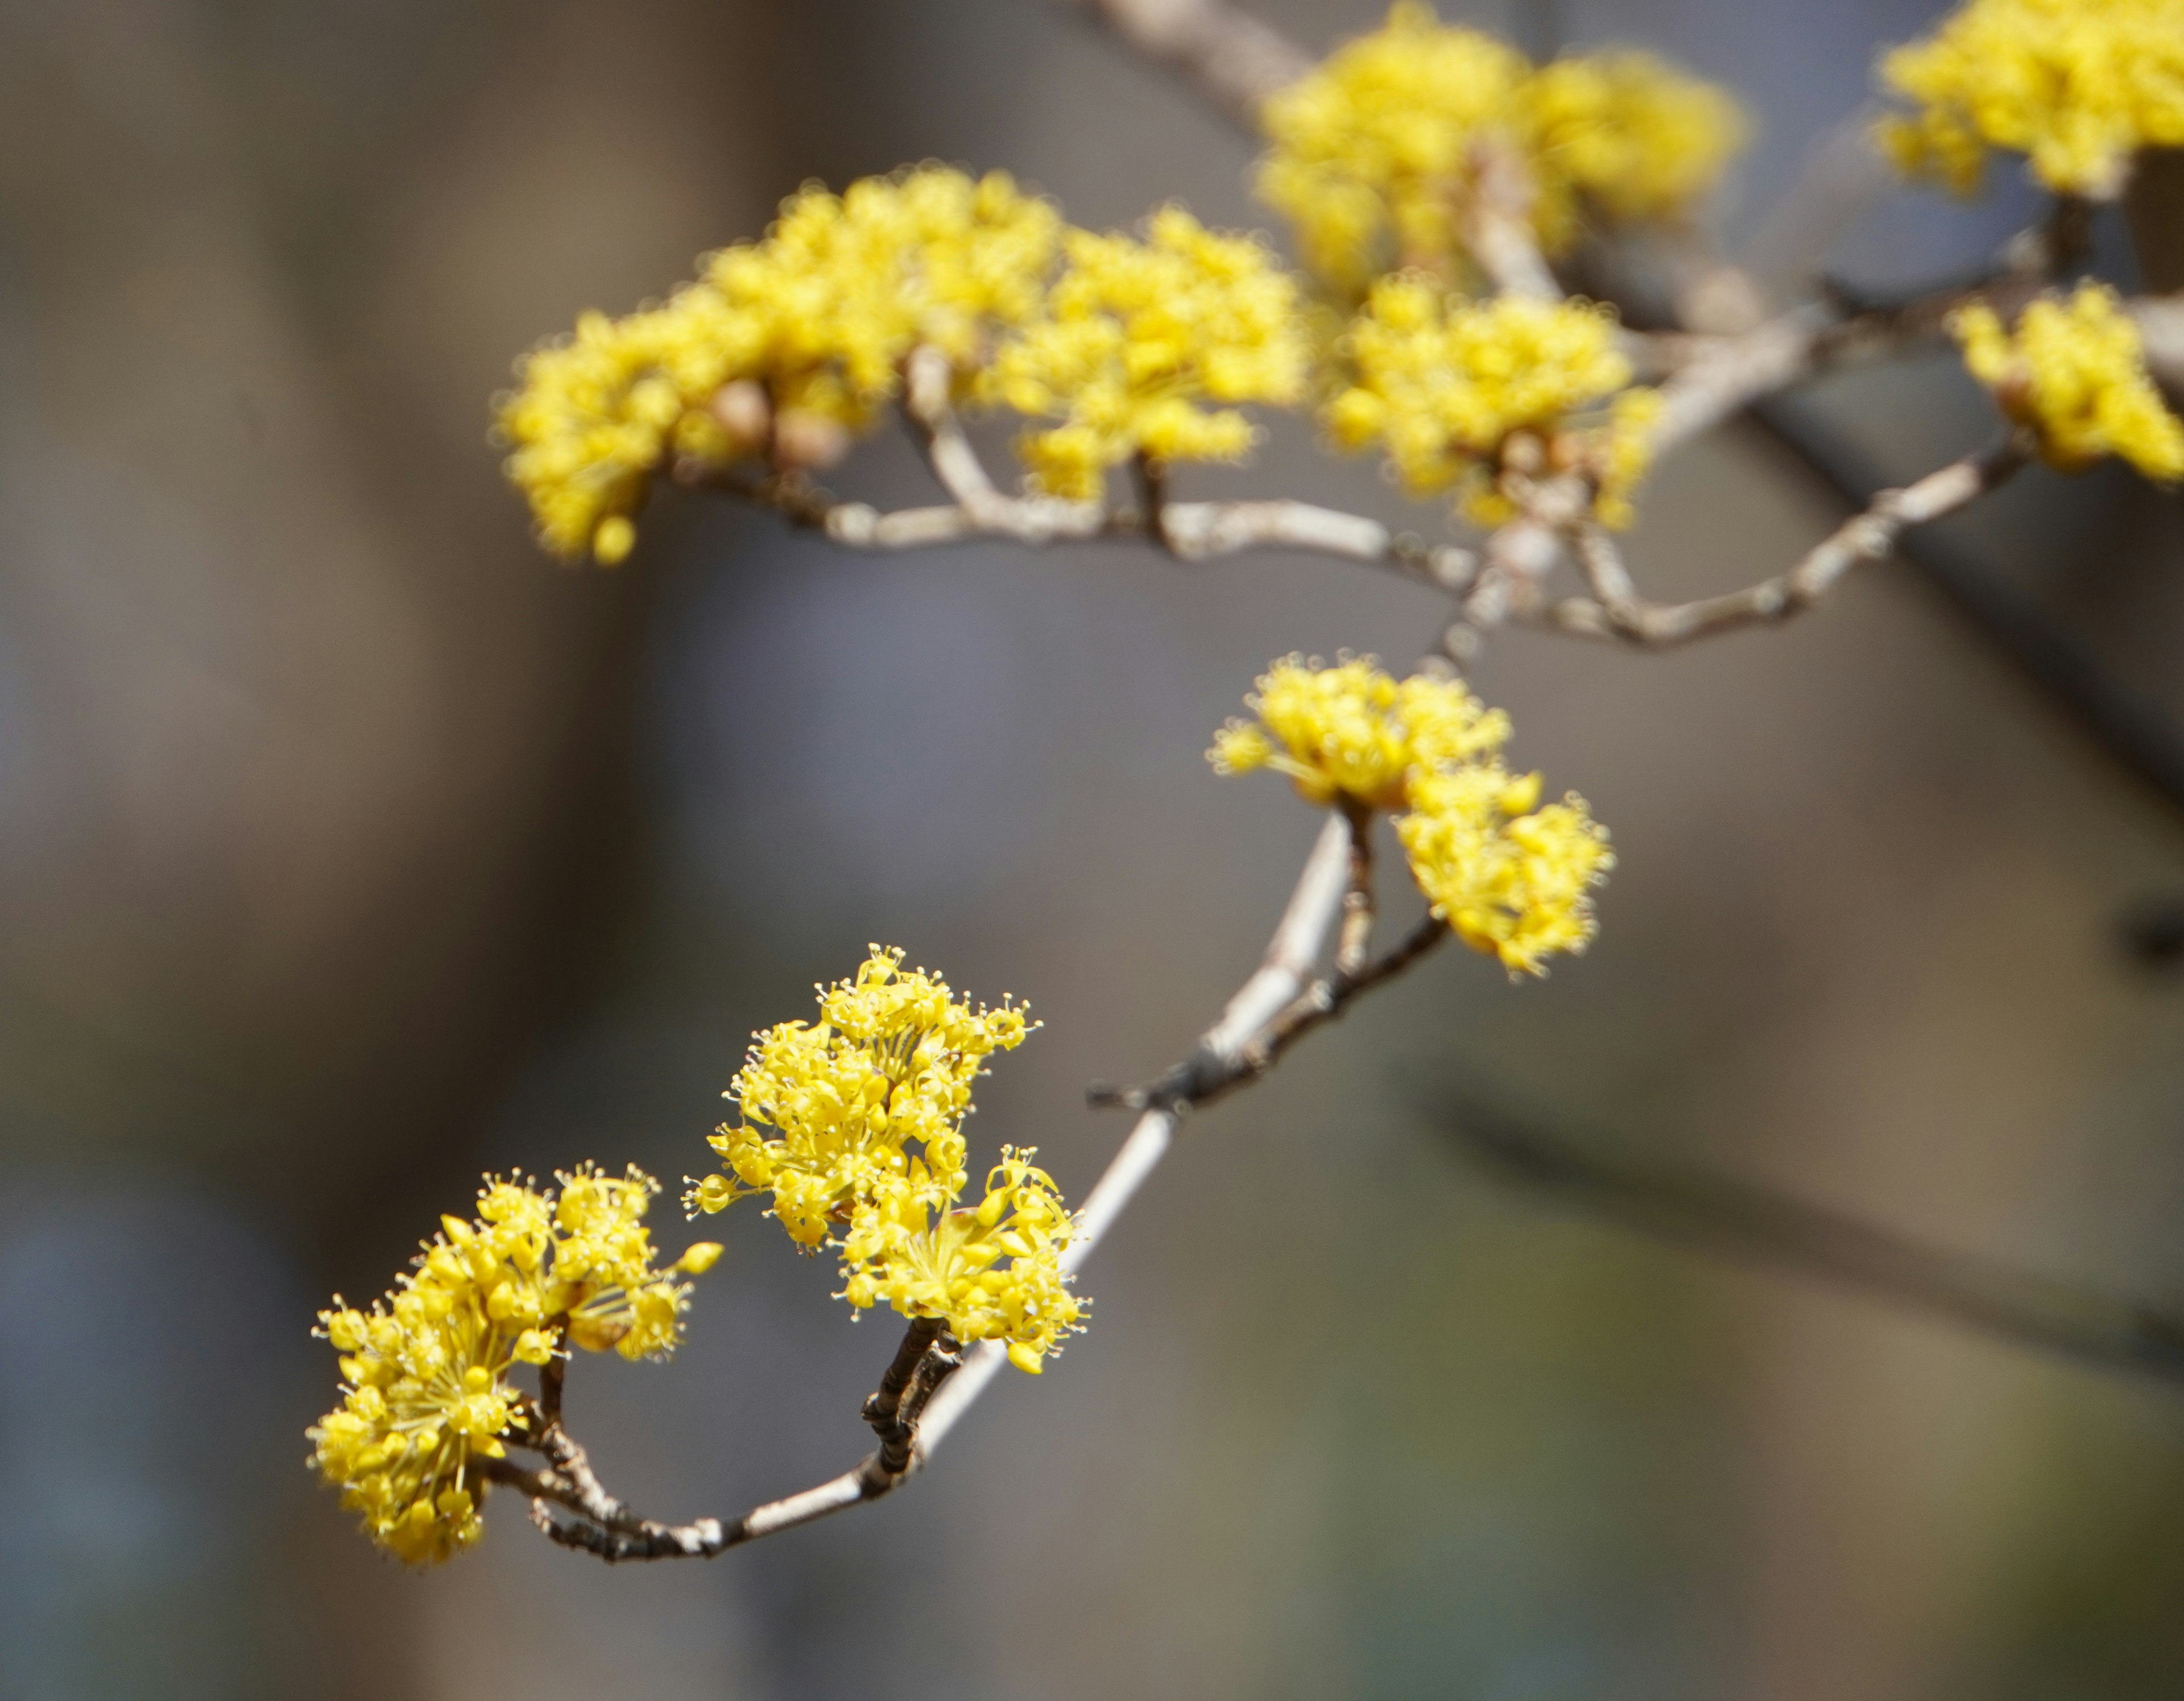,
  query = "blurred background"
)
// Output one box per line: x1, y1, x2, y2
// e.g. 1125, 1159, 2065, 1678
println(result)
3, 0, 2183, 1696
